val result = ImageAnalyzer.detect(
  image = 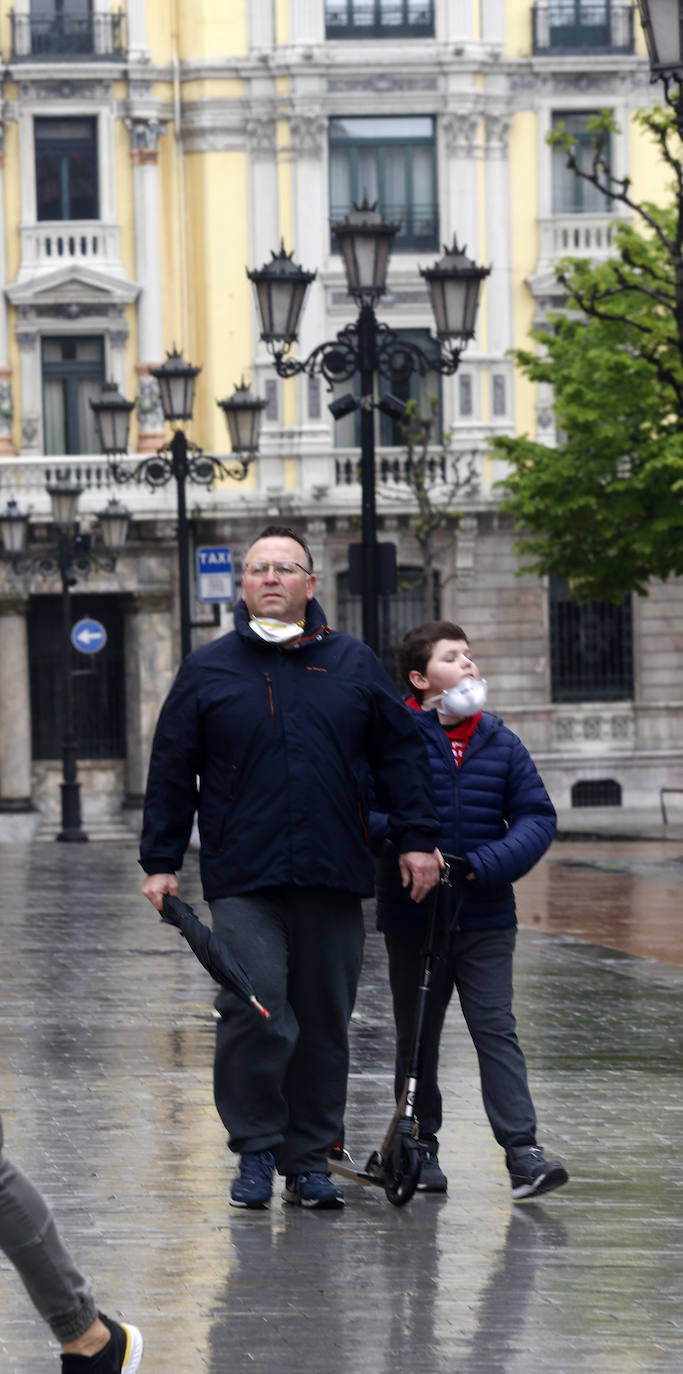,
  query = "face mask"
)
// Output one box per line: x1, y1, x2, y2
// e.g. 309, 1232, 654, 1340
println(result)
429, 678, 488, 718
